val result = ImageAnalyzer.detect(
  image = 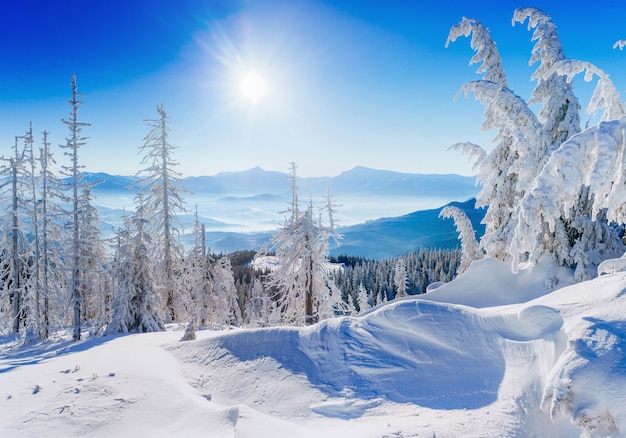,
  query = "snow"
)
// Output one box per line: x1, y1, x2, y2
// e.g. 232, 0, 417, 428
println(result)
3, 259, 626, 436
